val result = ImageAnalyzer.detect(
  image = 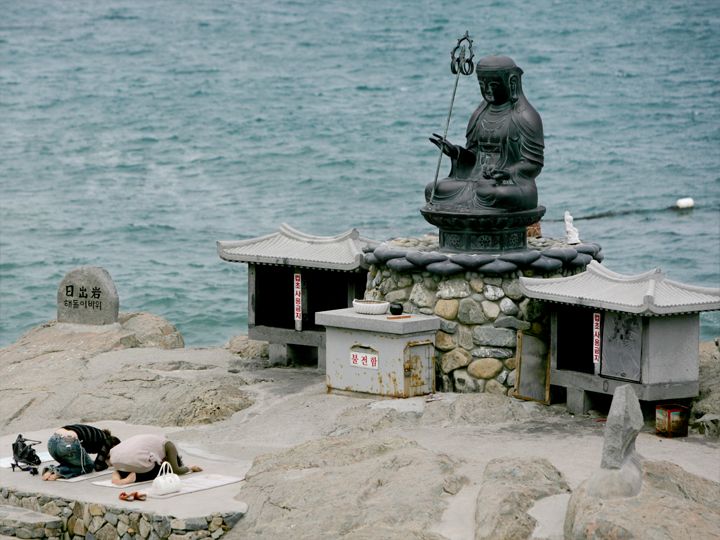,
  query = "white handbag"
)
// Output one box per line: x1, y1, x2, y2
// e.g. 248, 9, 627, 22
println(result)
151, 462, 181, 496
